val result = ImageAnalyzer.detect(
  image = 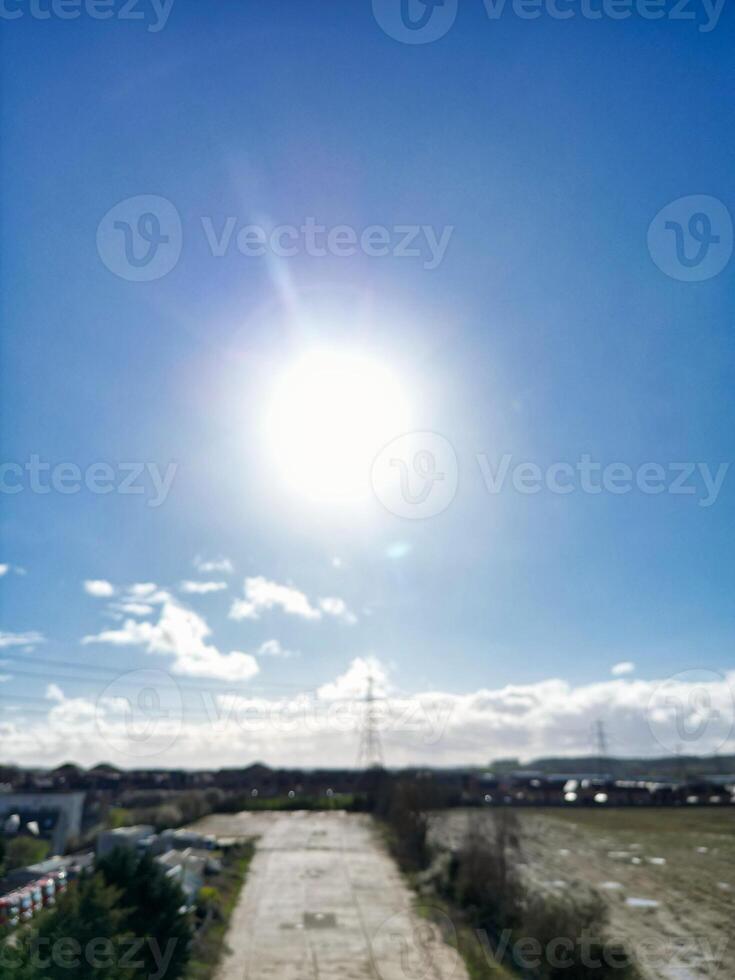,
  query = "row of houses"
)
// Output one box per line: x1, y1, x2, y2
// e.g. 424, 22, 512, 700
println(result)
1, 767, 733, 839
0, 763, 217, 795
2, 761, 376, 796
465, 770, 735, 806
